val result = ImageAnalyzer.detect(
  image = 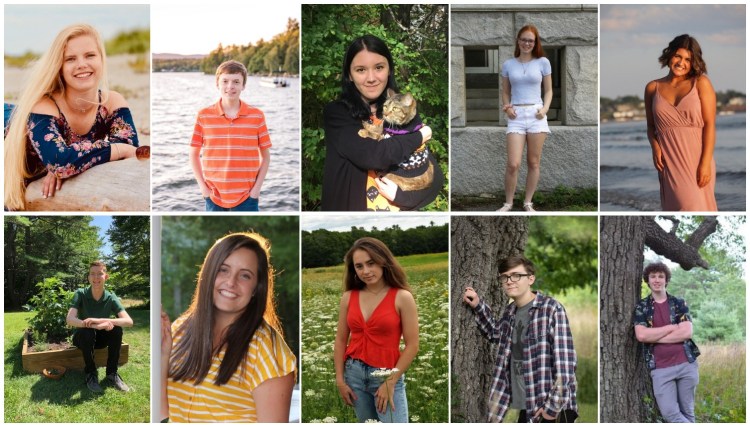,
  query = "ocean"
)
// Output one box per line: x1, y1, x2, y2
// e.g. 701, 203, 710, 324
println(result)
600, 114, 746, 212
150, 72, 300, 212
